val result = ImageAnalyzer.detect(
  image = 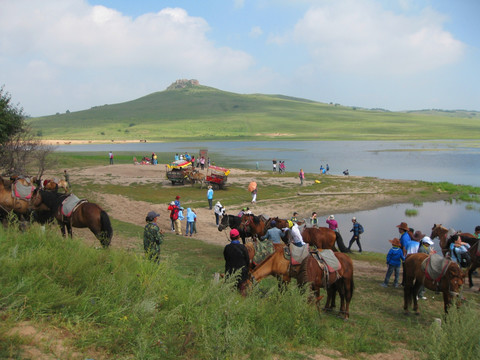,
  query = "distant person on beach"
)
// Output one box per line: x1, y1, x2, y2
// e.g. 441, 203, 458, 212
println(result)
109, 151, 113, 165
